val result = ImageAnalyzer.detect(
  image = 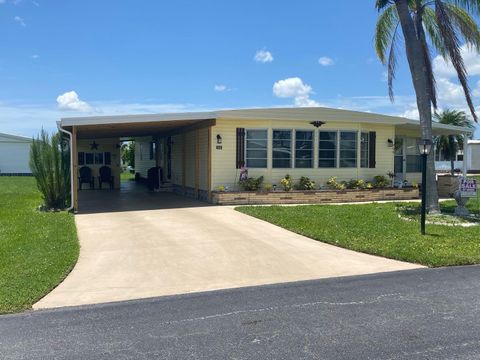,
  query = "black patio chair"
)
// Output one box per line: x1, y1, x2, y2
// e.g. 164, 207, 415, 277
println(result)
78, 166, 94, 190
98, 166, 114, 189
